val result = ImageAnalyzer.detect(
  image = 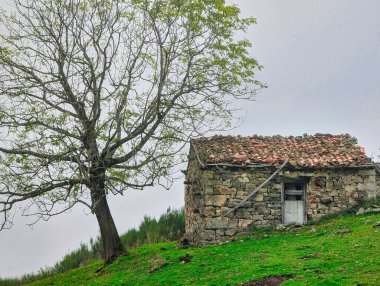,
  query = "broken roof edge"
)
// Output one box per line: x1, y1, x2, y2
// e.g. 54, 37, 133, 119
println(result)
202, 162, 380, 171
